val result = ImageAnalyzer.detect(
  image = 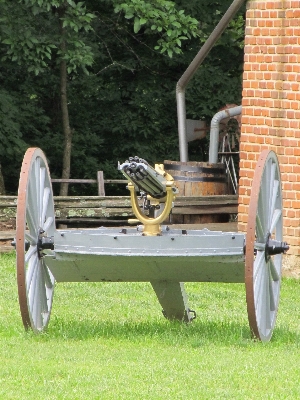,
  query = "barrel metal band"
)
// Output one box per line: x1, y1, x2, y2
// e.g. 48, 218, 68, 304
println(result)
164, 164, 225, 174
